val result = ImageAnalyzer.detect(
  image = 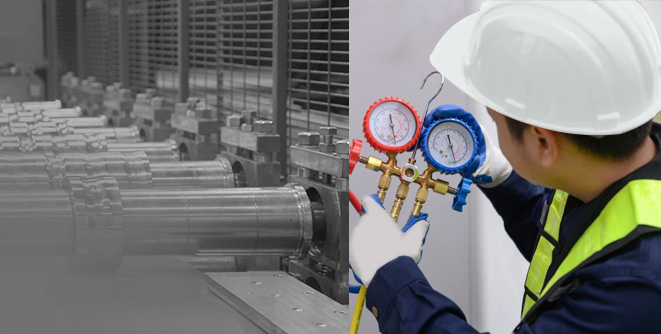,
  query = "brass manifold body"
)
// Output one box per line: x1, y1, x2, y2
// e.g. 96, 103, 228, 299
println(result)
357, 153, 457, 221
